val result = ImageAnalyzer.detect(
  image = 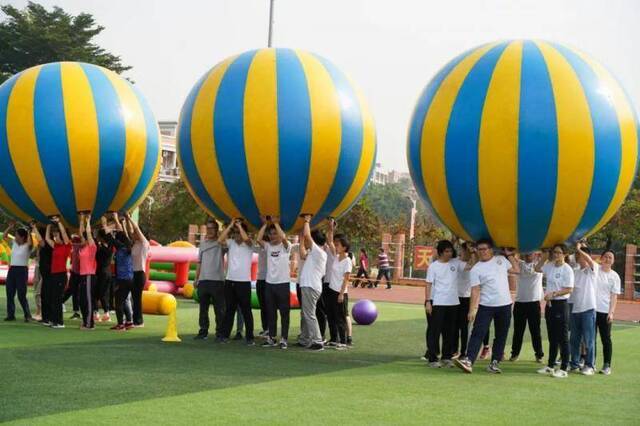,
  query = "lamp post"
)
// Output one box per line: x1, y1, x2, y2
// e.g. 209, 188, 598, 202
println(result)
267, 0, 275, 47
